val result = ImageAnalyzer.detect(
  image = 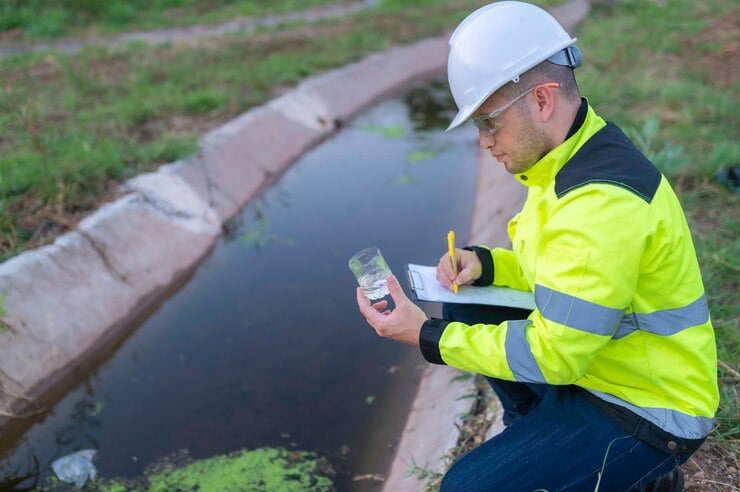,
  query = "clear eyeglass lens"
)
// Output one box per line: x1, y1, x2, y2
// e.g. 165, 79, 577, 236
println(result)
473, 115, 502, 134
